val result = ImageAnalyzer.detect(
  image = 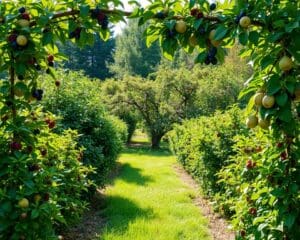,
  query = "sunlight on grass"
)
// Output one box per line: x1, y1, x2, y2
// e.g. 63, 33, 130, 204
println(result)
99, 145, 211, 240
